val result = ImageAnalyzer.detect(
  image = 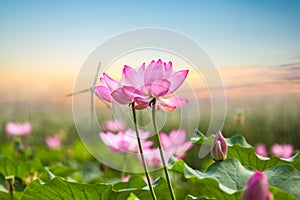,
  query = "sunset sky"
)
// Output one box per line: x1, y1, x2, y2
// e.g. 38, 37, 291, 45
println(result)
1, 1, 300, 107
